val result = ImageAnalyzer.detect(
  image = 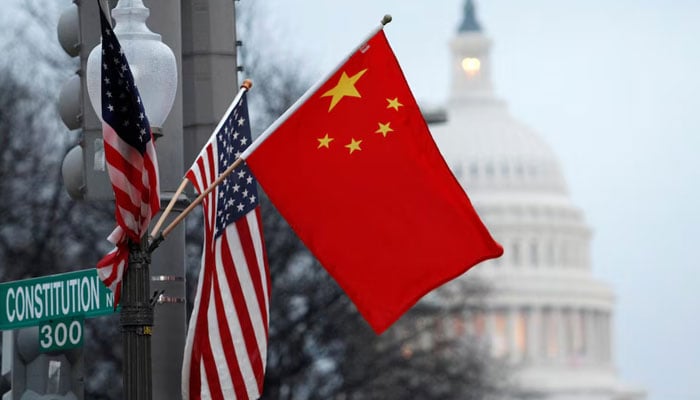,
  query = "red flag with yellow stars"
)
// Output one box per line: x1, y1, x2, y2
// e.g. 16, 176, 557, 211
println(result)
243, 29, 503, 334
